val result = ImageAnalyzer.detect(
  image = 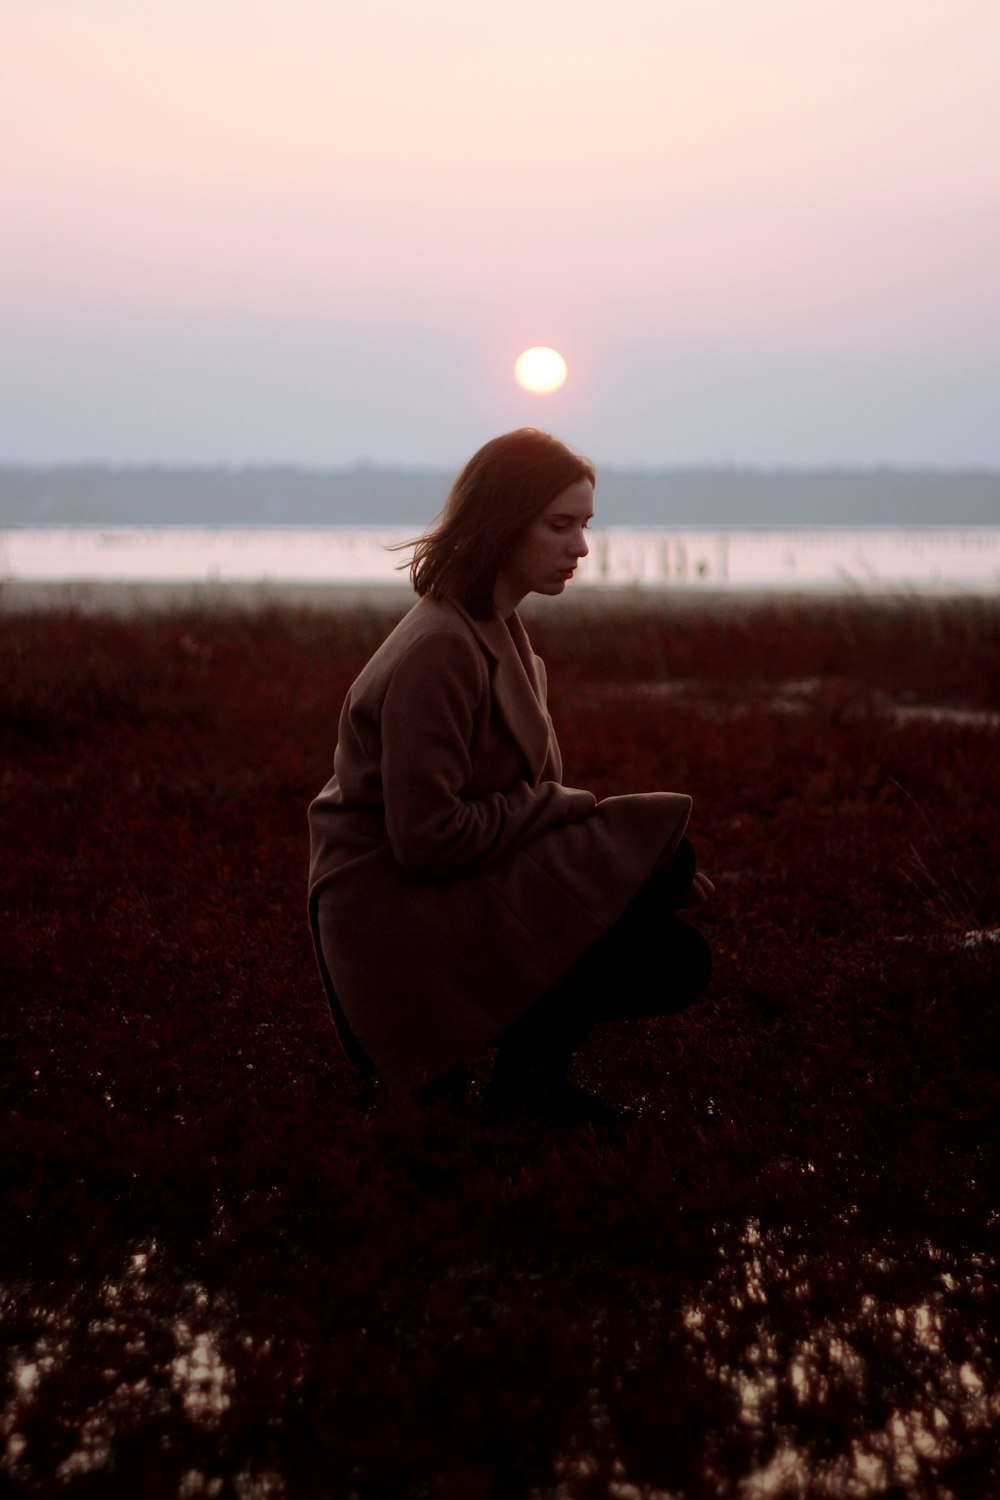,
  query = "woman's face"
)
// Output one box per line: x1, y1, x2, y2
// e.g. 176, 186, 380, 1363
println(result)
494, 478, 594, 614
